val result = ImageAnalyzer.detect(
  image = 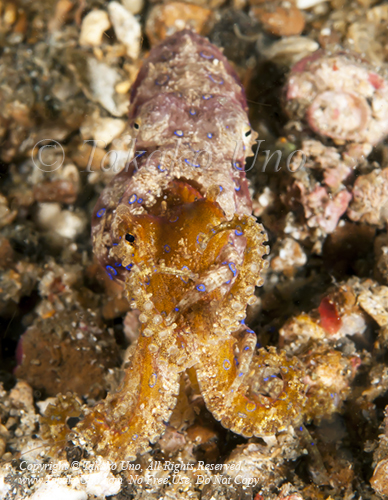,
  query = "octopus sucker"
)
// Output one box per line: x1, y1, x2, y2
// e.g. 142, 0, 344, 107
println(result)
42, 30, 309, 462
